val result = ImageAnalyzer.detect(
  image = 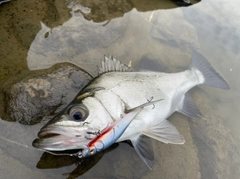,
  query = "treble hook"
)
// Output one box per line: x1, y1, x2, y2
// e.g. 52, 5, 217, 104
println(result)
147, 96, 155, 109
70, 151, 83, 158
